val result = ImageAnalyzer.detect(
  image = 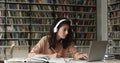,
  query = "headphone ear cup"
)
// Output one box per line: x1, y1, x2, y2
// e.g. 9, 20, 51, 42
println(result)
53, 27, 57, 33
53, 19, 66, 33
